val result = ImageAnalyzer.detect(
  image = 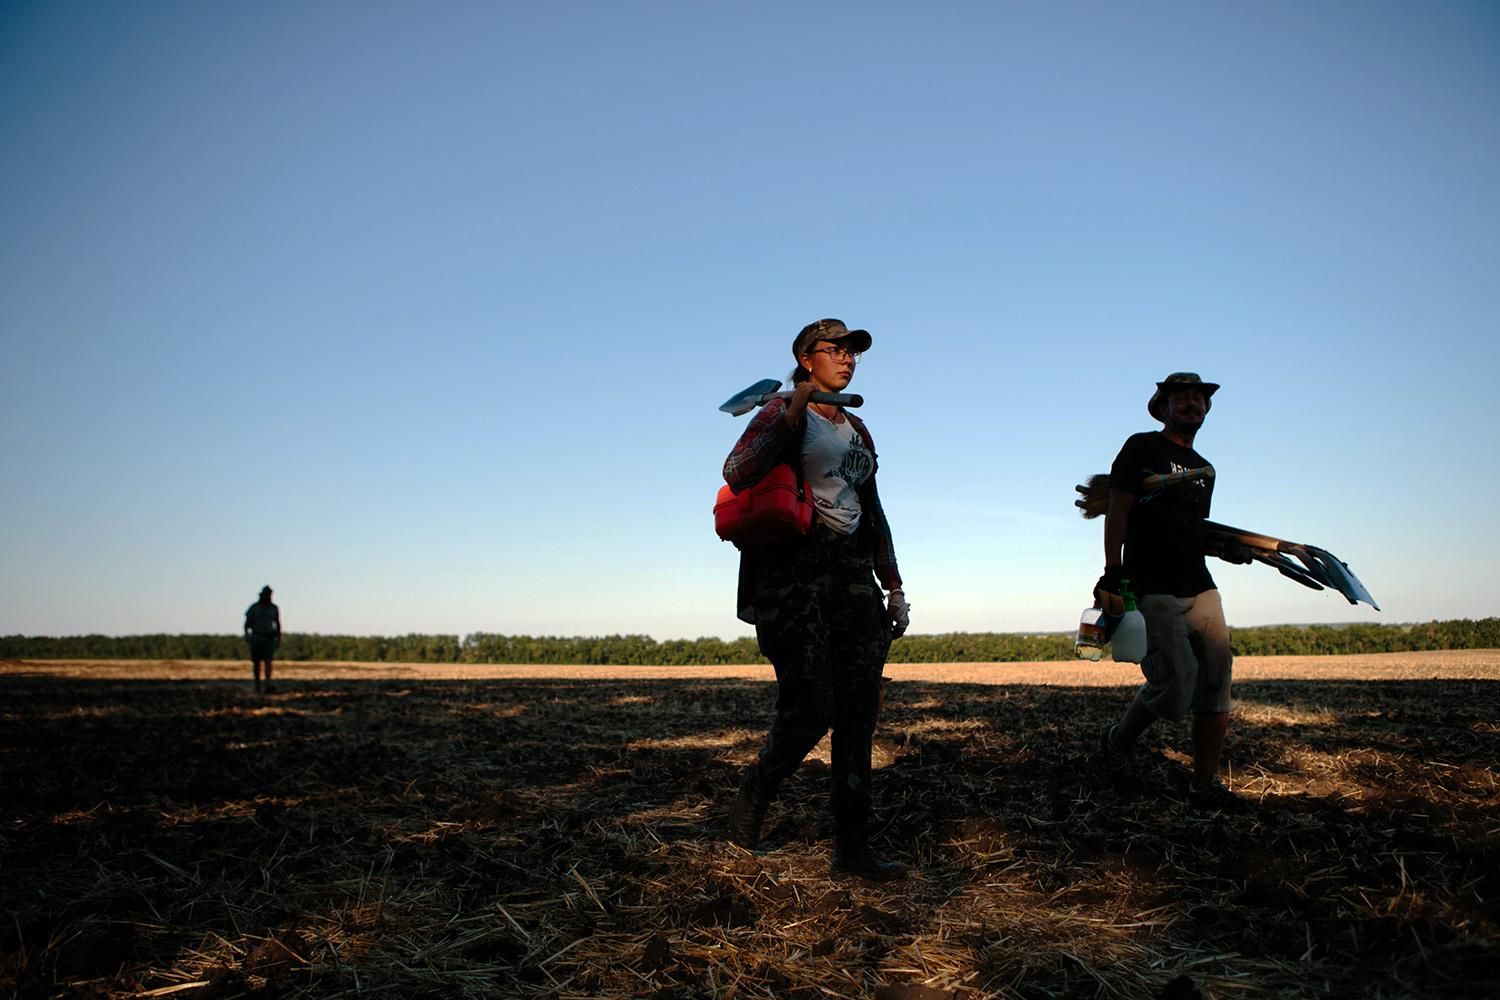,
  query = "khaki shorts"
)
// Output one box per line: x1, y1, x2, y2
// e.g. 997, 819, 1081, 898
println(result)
1137, 589, 1232, 721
